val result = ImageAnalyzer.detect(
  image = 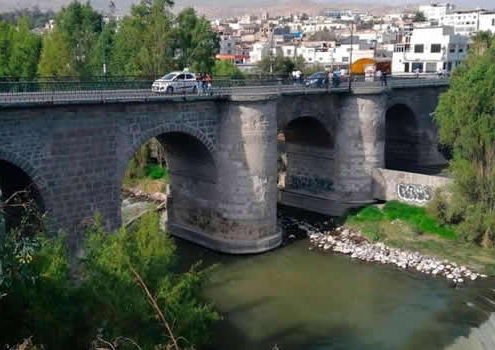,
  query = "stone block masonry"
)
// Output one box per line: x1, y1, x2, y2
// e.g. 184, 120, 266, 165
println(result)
0, 85, 449, 254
